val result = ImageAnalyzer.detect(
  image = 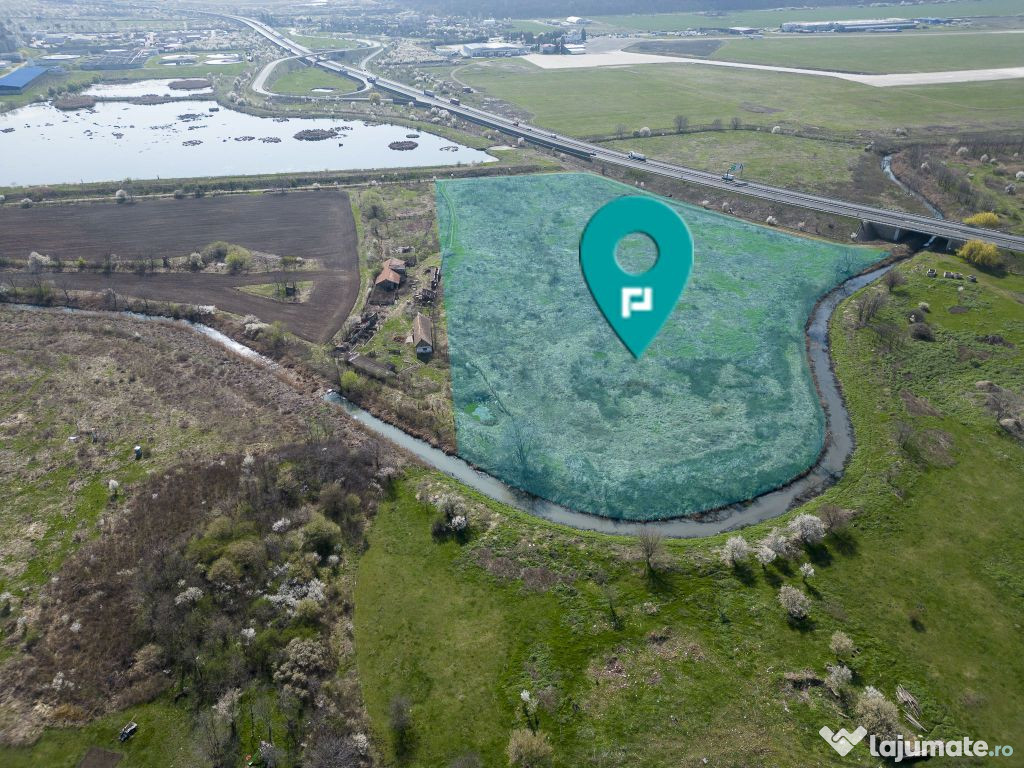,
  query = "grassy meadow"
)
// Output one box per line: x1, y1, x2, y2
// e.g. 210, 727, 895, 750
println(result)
355, 248, 1024, 765
601, 130, 925, 209
589, 0, 1024, 32
694, 32, 1024, 74
268, 64, 360, 96
458, 59, 1024, 137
